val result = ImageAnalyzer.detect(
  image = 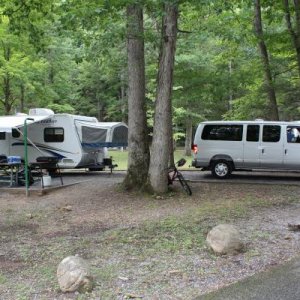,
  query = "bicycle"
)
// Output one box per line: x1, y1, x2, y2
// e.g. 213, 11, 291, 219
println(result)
168, 158, 192, 196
